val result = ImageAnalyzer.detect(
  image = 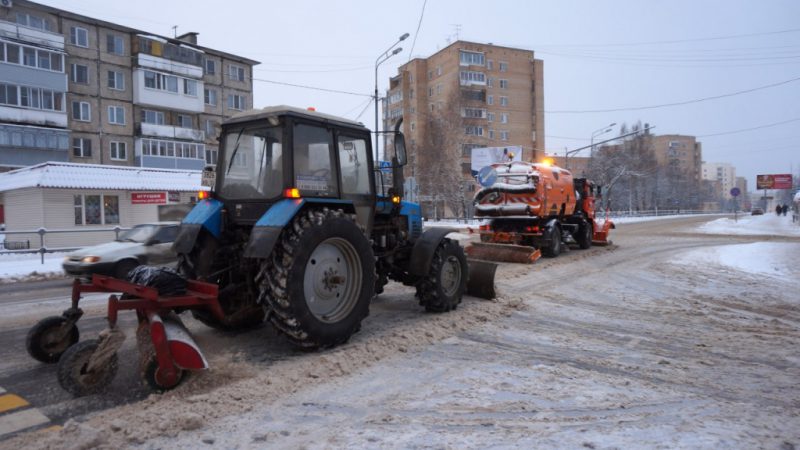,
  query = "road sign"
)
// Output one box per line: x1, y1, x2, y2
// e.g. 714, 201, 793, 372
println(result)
730, 187, 740, 197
